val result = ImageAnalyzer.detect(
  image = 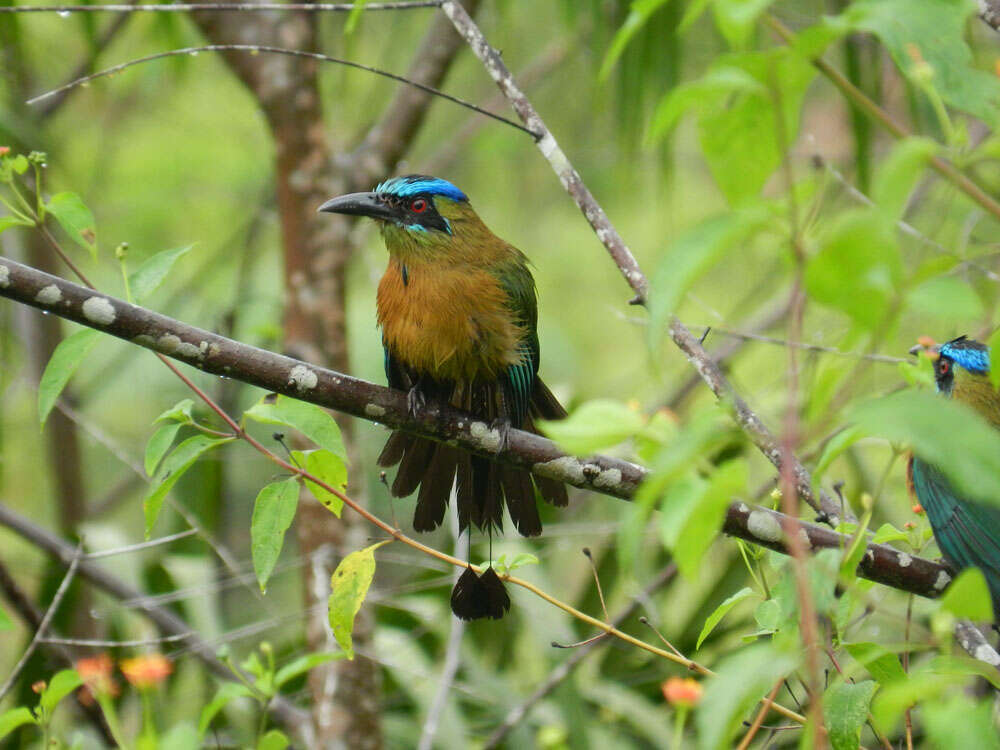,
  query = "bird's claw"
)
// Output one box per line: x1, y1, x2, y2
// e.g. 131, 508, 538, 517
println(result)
490, 418, 511, 454
407, 384, 427, 418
